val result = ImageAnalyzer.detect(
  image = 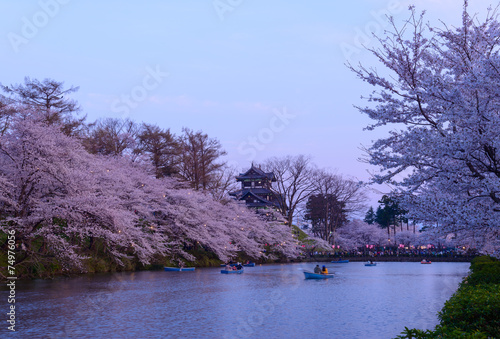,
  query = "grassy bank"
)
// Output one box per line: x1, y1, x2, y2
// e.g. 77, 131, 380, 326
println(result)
395, 255, 500, 338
